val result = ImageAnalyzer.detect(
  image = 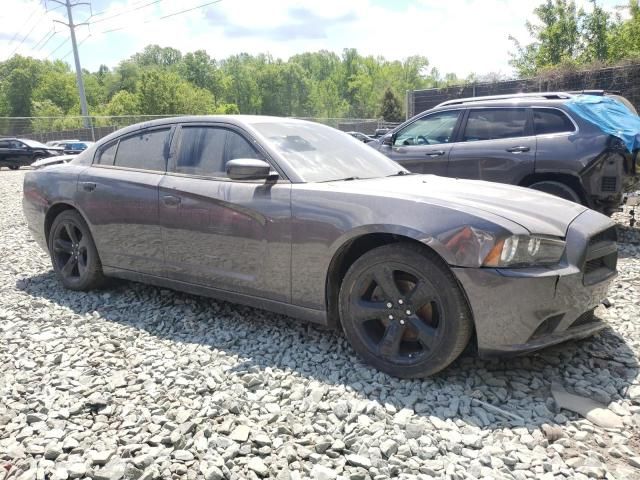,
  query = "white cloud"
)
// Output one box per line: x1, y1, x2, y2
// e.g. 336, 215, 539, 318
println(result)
0, 0, 627, 77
